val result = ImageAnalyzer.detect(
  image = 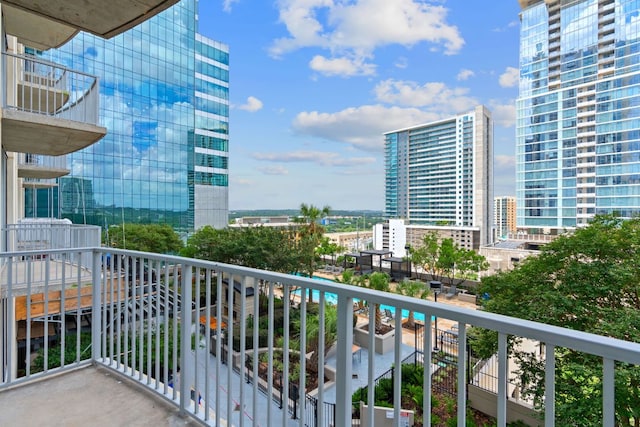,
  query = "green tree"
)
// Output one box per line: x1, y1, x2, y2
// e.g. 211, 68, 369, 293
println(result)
294, 204, 331, 300
437, 238, 489, 286
362, 272, 391, 333
395, 280, 430, 329
474, 214, 640, 426
182, 226, 299, 274
105, 223, 183, 254
293, 302, 338, 380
